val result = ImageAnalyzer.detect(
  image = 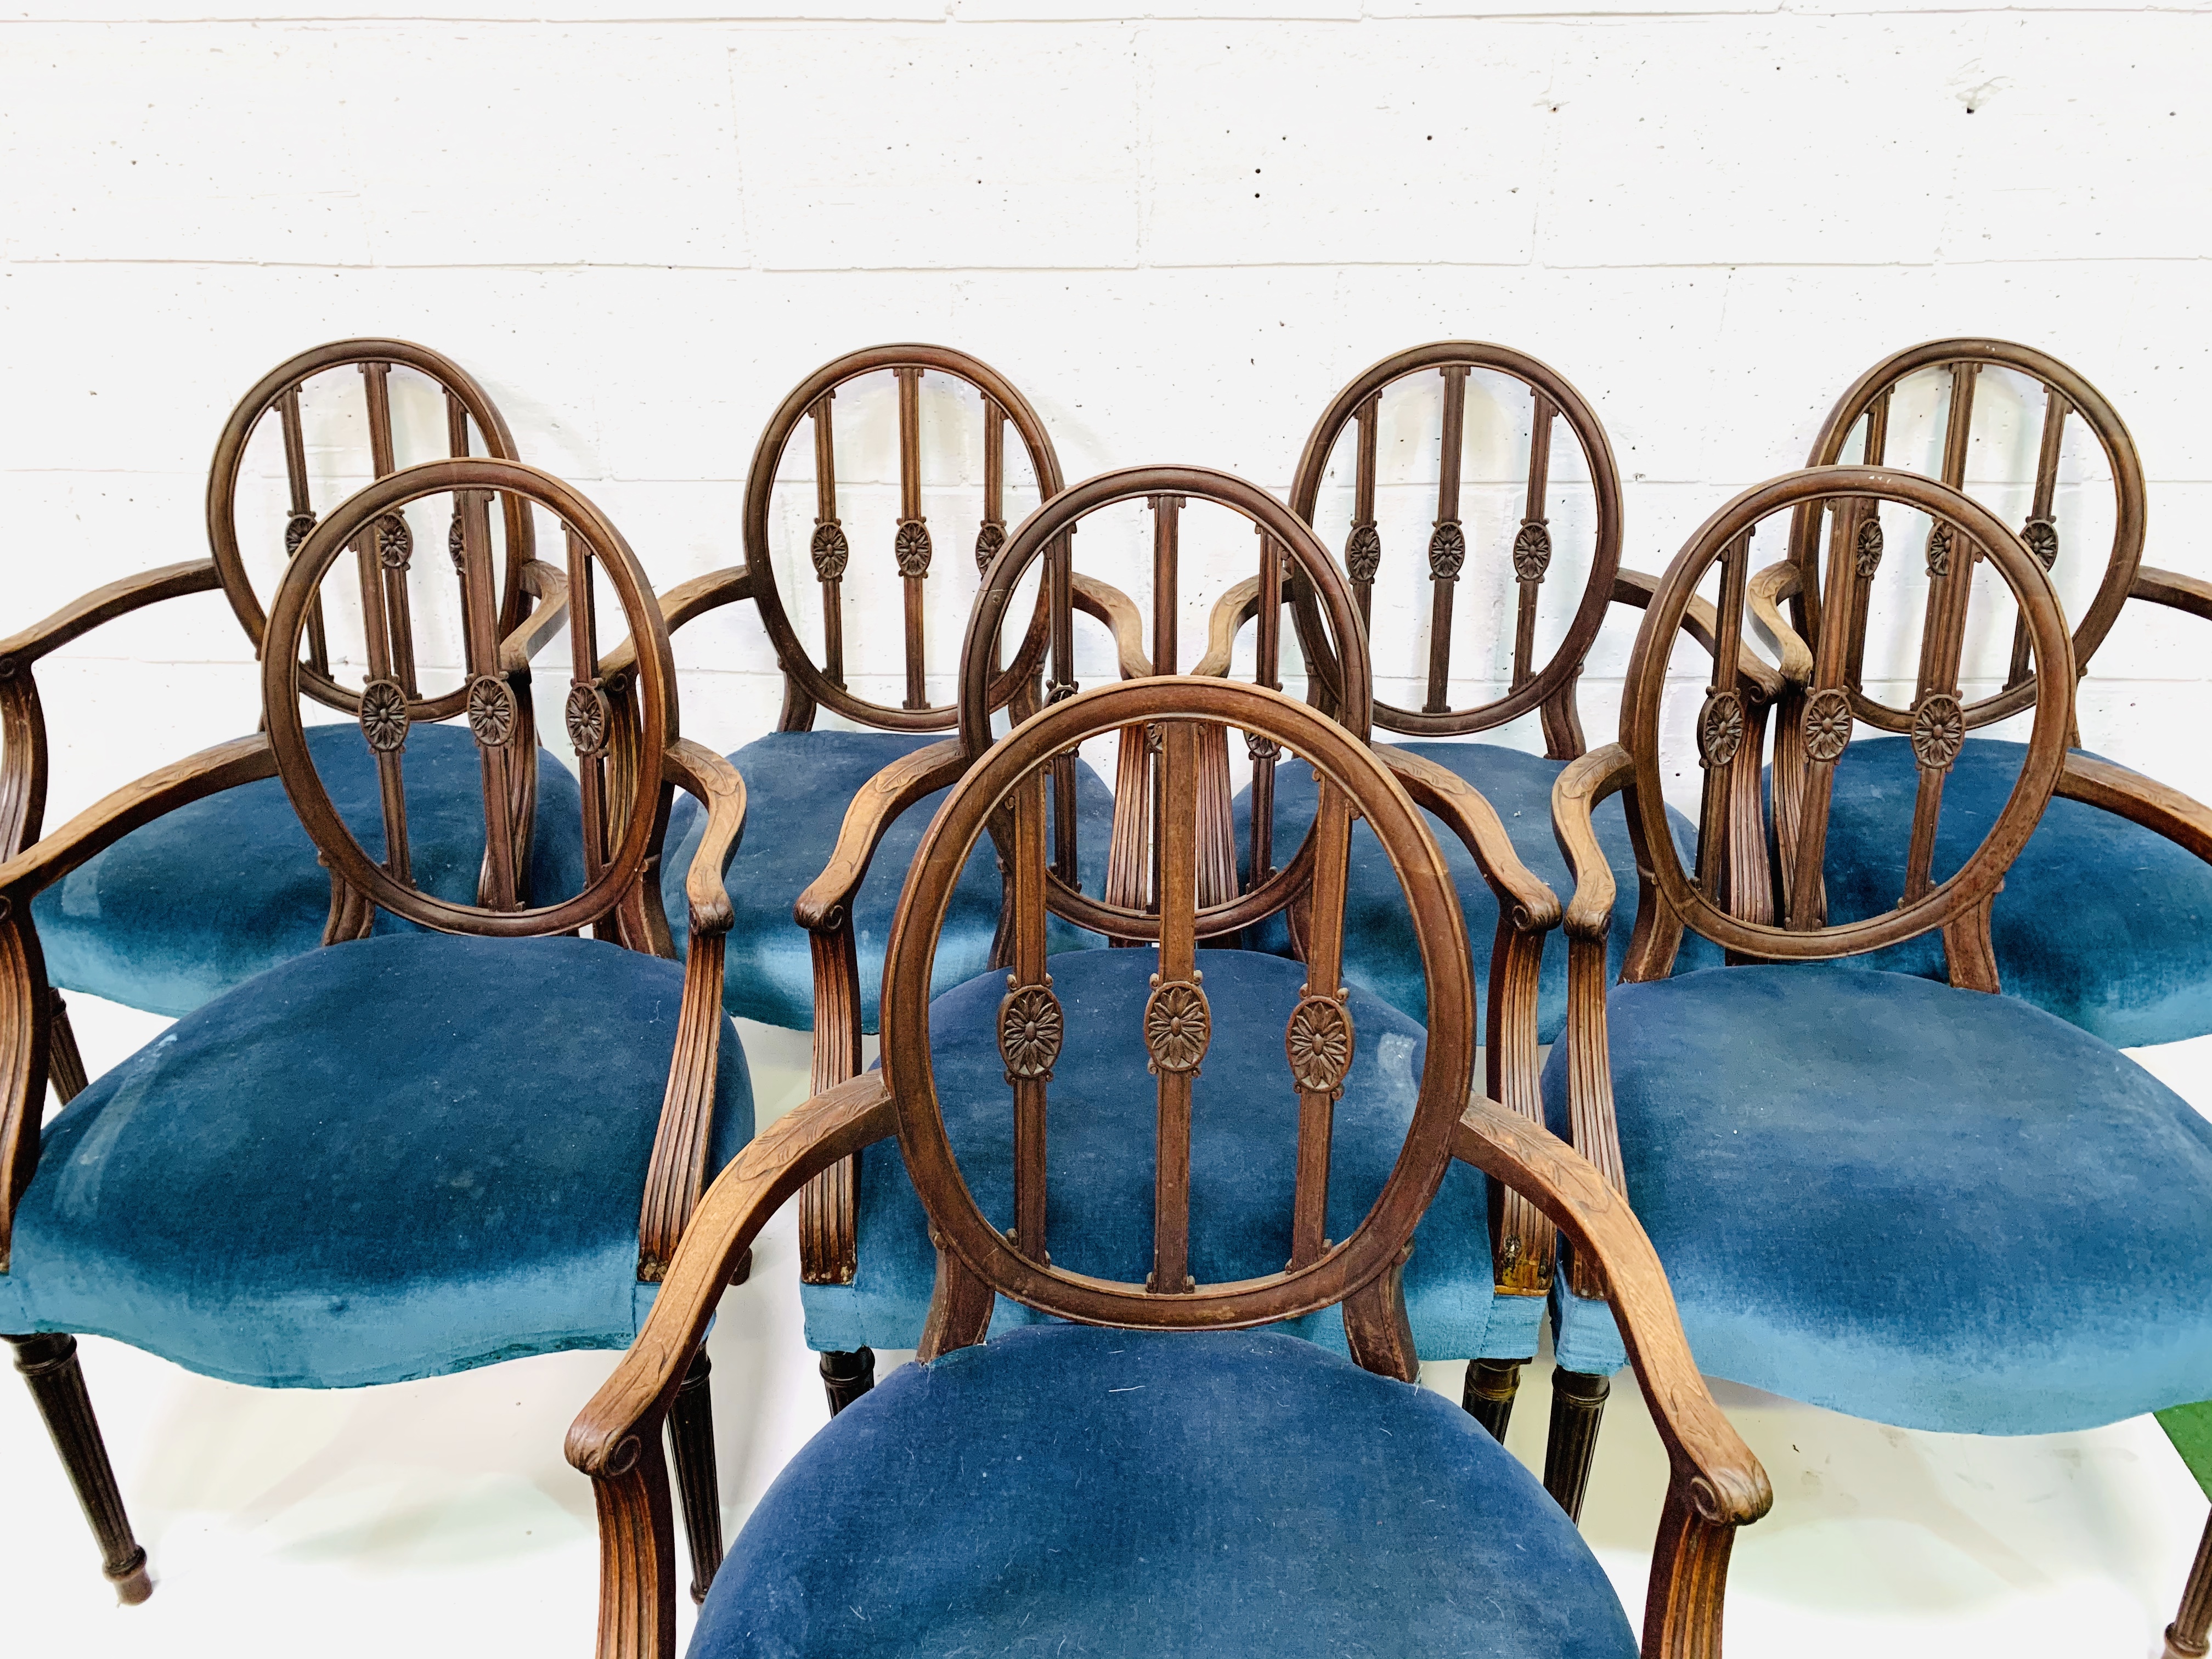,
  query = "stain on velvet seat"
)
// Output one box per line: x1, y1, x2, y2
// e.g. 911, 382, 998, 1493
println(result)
1538, 962, 2212, 1434
799, 948, 1506, 1361
1235, 742, 1719, 1039
32, 723, 590, 1019
659, 729, 1116, 1032
0, 932, 753, 1390
691, 1324, 1638, 1659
